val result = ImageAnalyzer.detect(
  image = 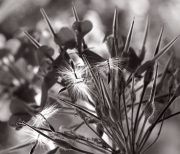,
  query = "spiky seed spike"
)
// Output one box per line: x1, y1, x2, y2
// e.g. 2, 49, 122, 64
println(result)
23, 30, 41, 48
72, 4, 79, 21
154, 26, 164, 56
97, 73, 108, 109
142, 16, 149, 49
40, 8, 56, 38
113, 7, 118, 38
139, 16, 149, 62
151, 35, 179, 63
82, 55, 100, 91
123, 17, 135, 53
99, 77, 112, 109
